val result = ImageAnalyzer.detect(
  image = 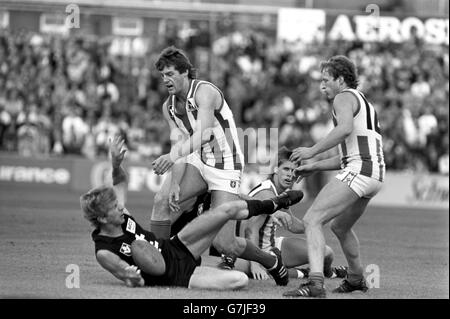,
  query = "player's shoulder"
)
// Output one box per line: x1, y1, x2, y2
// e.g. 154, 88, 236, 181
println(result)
335, 90, 358, 102
195, 80, 221, 98
334, 90, 359, 110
